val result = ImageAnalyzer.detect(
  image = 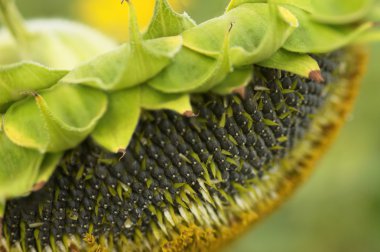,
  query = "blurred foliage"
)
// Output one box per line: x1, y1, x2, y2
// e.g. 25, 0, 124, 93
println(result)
5, 0, 380, 251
